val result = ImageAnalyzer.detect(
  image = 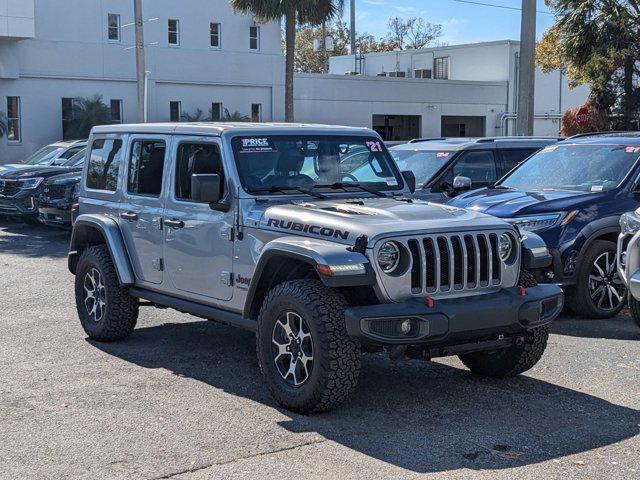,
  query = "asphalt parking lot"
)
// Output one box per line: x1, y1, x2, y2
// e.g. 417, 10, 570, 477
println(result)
0, 219, 638, 480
